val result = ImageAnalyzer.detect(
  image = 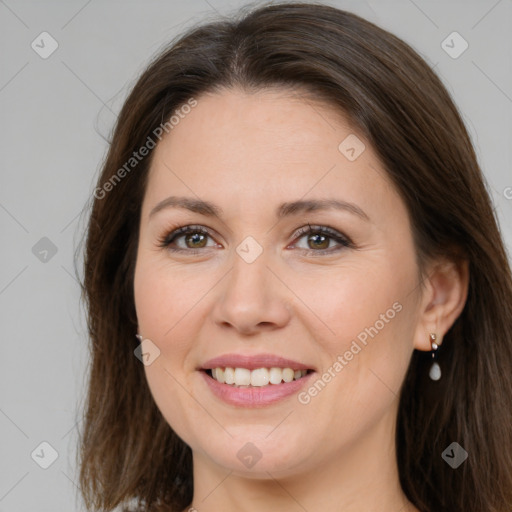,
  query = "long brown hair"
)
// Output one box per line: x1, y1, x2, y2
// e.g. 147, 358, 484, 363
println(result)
78, 2, 512, 511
